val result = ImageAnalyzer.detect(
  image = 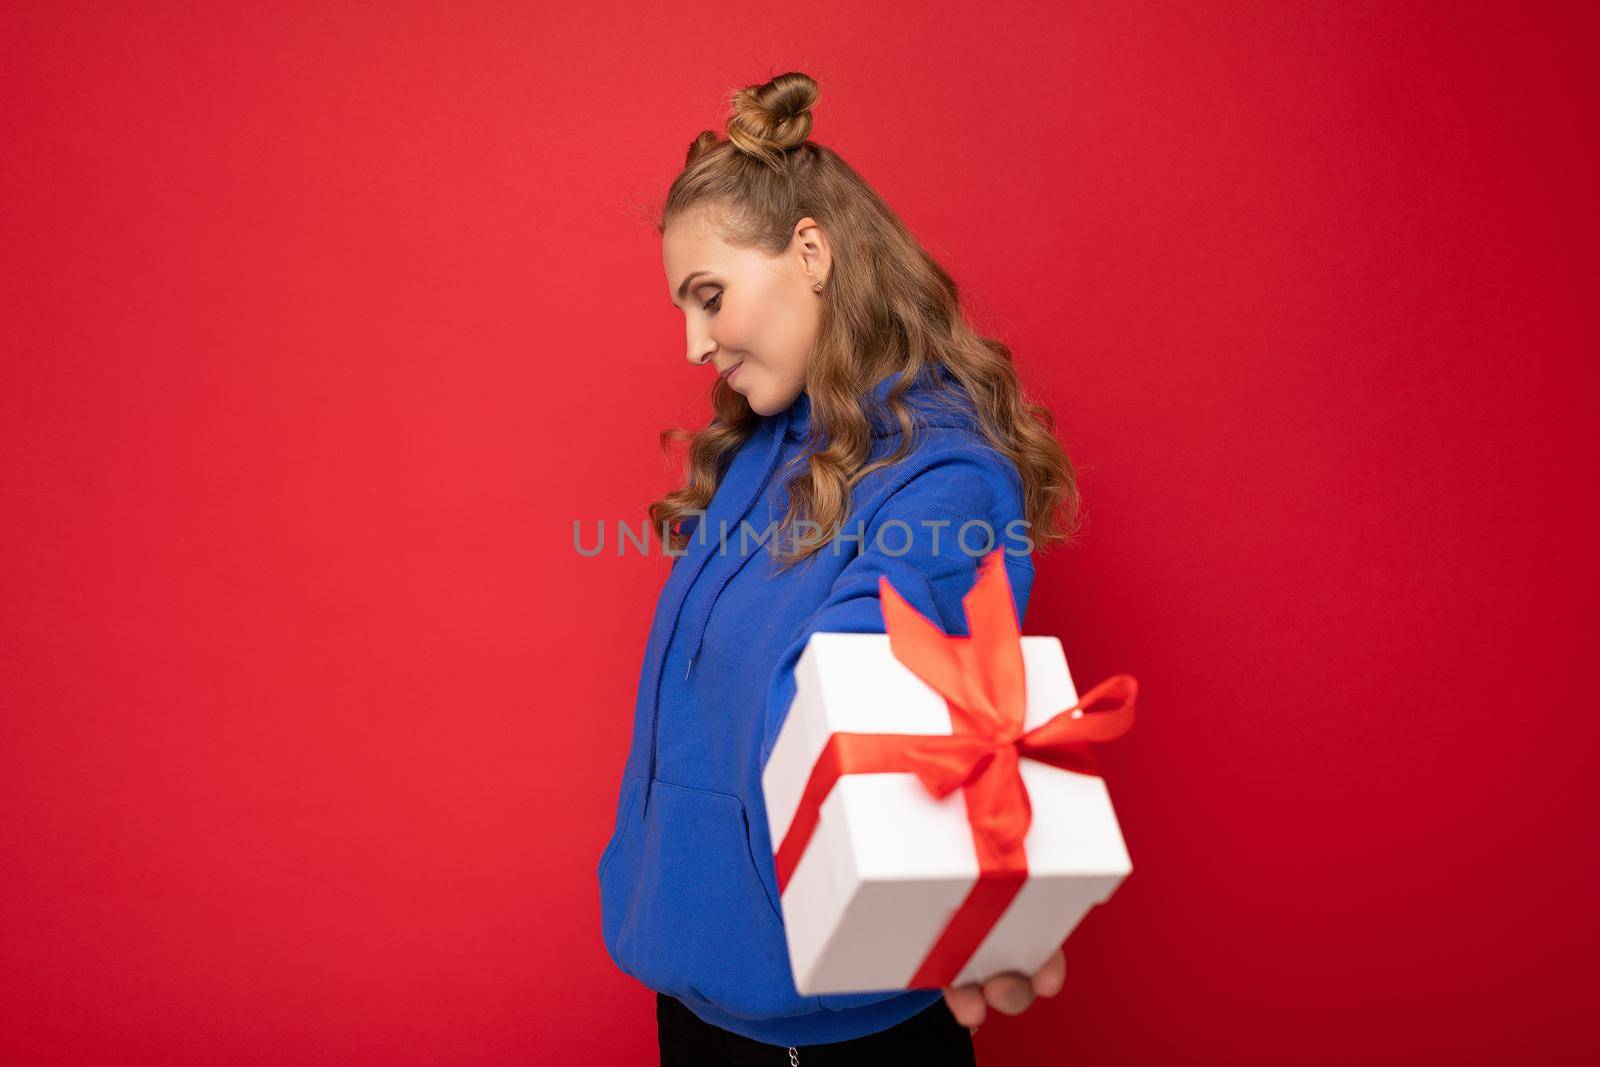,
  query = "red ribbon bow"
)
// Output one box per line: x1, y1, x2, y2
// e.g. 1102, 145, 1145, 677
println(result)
772, 548, 1137, 988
